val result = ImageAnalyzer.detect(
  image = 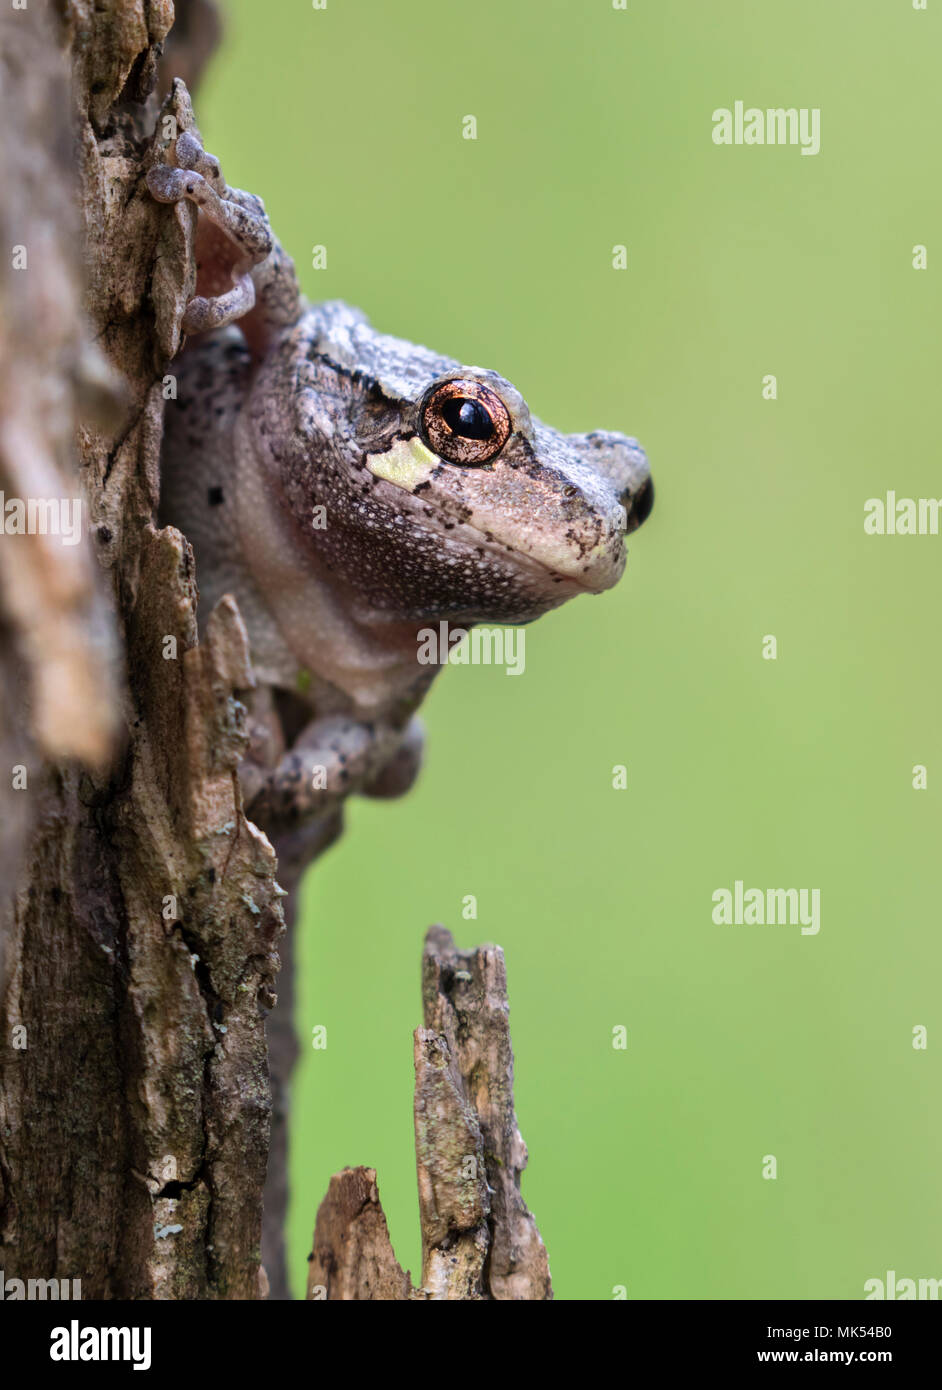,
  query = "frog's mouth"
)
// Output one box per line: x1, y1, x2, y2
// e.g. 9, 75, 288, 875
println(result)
366, 434, 649, 598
